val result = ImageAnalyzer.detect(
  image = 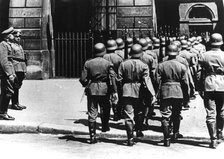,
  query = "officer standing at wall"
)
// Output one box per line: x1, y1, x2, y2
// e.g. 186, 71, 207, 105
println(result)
0, 27, 16, 120
79, 43, 118, 144
198, 33, 224, 149
10, 29, 27, 110
156, 44, 189, 147
118, 44, 155, 146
